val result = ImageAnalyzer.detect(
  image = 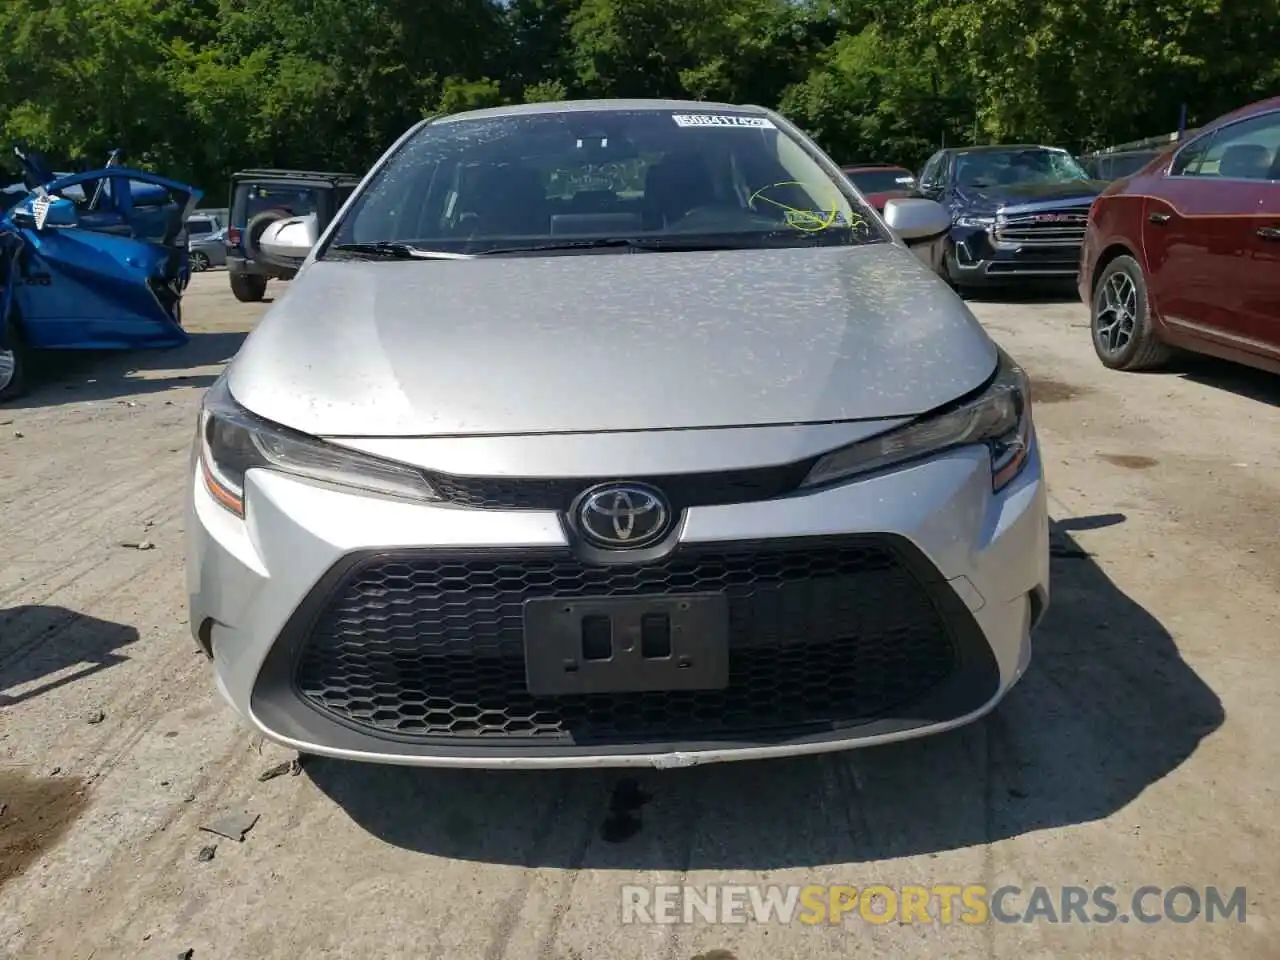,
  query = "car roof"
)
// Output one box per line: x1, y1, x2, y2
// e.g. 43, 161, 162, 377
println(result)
1091, 148, 1162, 158
432, 98, 770, 124
1197, 95, 1280, 132
947, 144, 1065, 155
232, 168, 360, 183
